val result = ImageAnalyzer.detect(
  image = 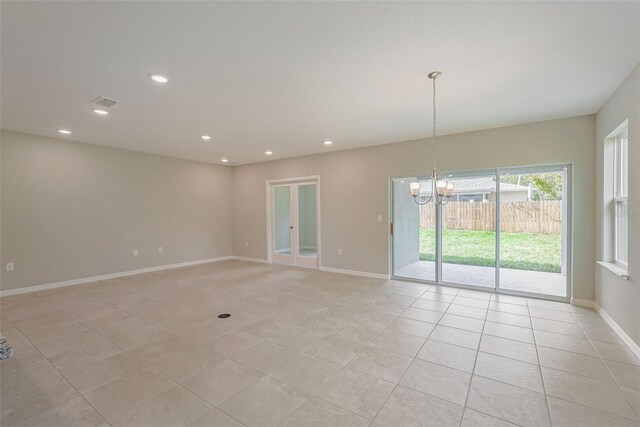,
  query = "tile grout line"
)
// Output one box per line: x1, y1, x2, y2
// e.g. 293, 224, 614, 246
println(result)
528, 297, 555, 427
